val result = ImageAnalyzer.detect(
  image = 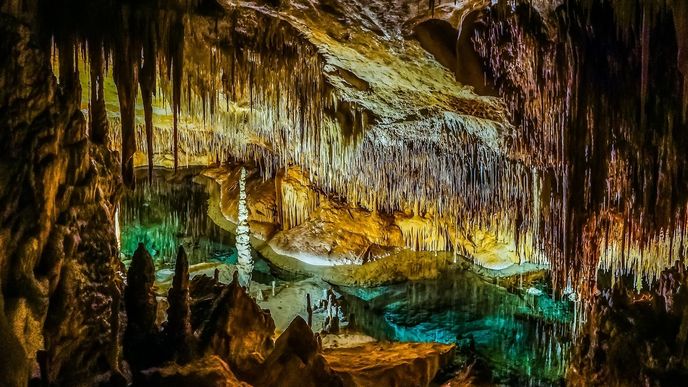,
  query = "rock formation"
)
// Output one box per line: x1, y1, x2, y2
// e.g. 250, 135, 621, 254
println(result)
255, 316, 344, 387
124, 243, 160, 371
235, 167, 253, 288
137, 355, 250, 387
3, 0, 688, 385
323, 342, 455, 387
198, 272, 276, 378
165, 246, 194, 363
568, 261, 688, 385
0, 12, 122, 387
